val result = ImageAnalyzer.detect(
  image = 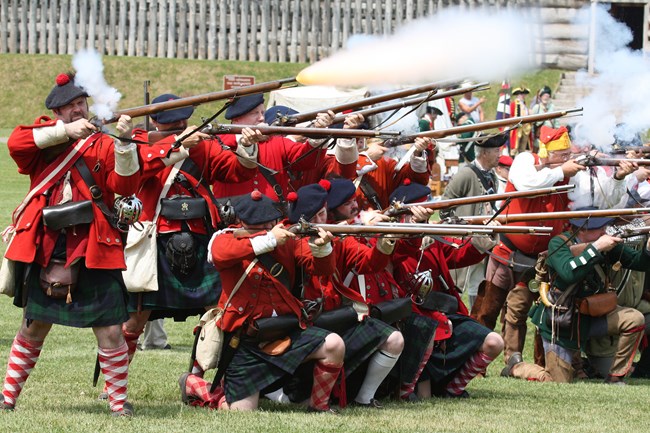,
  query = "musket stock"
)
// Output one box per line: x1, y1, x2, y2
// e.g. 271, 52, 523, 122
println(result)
204, 124, 400, 139
458, 207, 650, 225
384, 108, 583, 147
105, 77, 297, 124
375, 222, 552, 235
385, 185, 575, 217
